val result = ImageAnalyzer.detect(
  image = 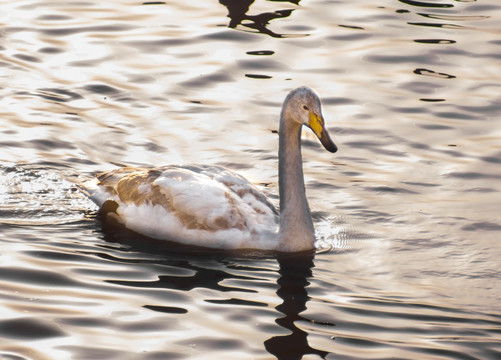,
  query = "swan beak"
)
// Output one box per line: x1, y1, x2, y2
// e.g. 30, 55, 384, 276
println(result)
308, 112, 338, 153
